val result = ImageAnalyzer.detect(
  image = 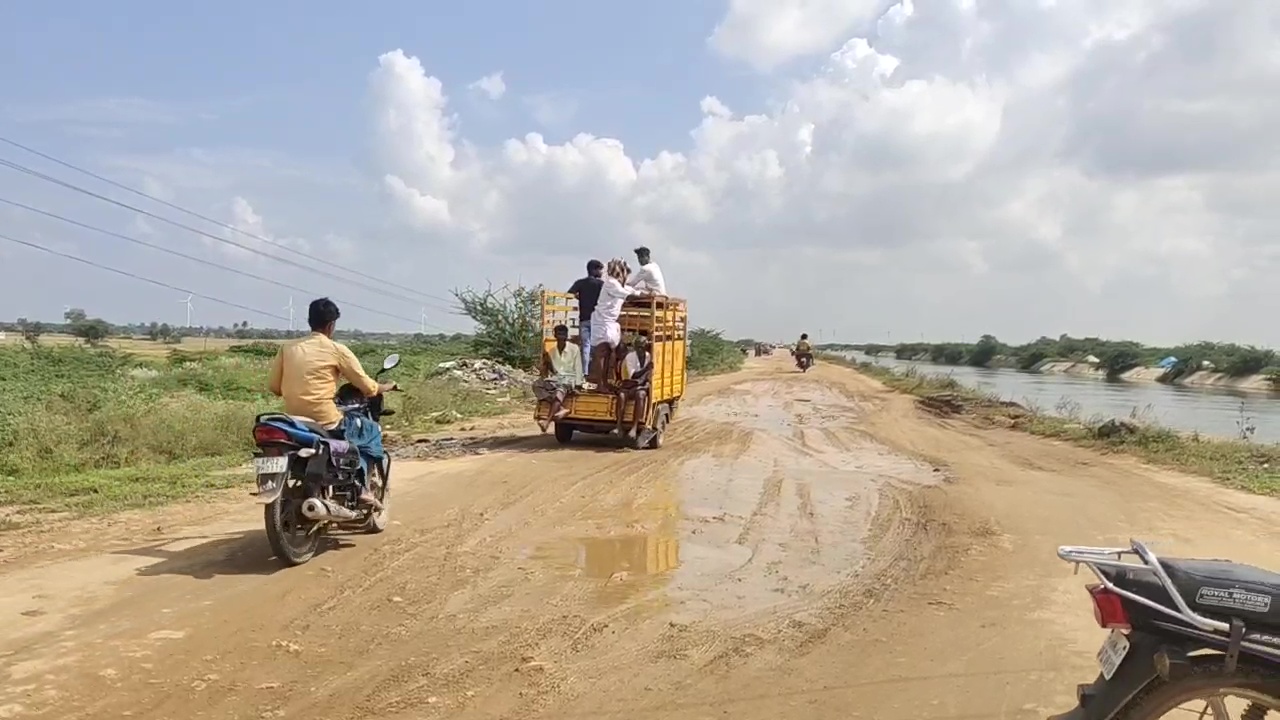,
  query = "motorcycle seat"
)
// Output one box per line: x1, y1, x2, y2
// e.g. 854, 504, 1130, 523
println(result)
1107, 558, 1280, 628
293, 418, 345, 439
